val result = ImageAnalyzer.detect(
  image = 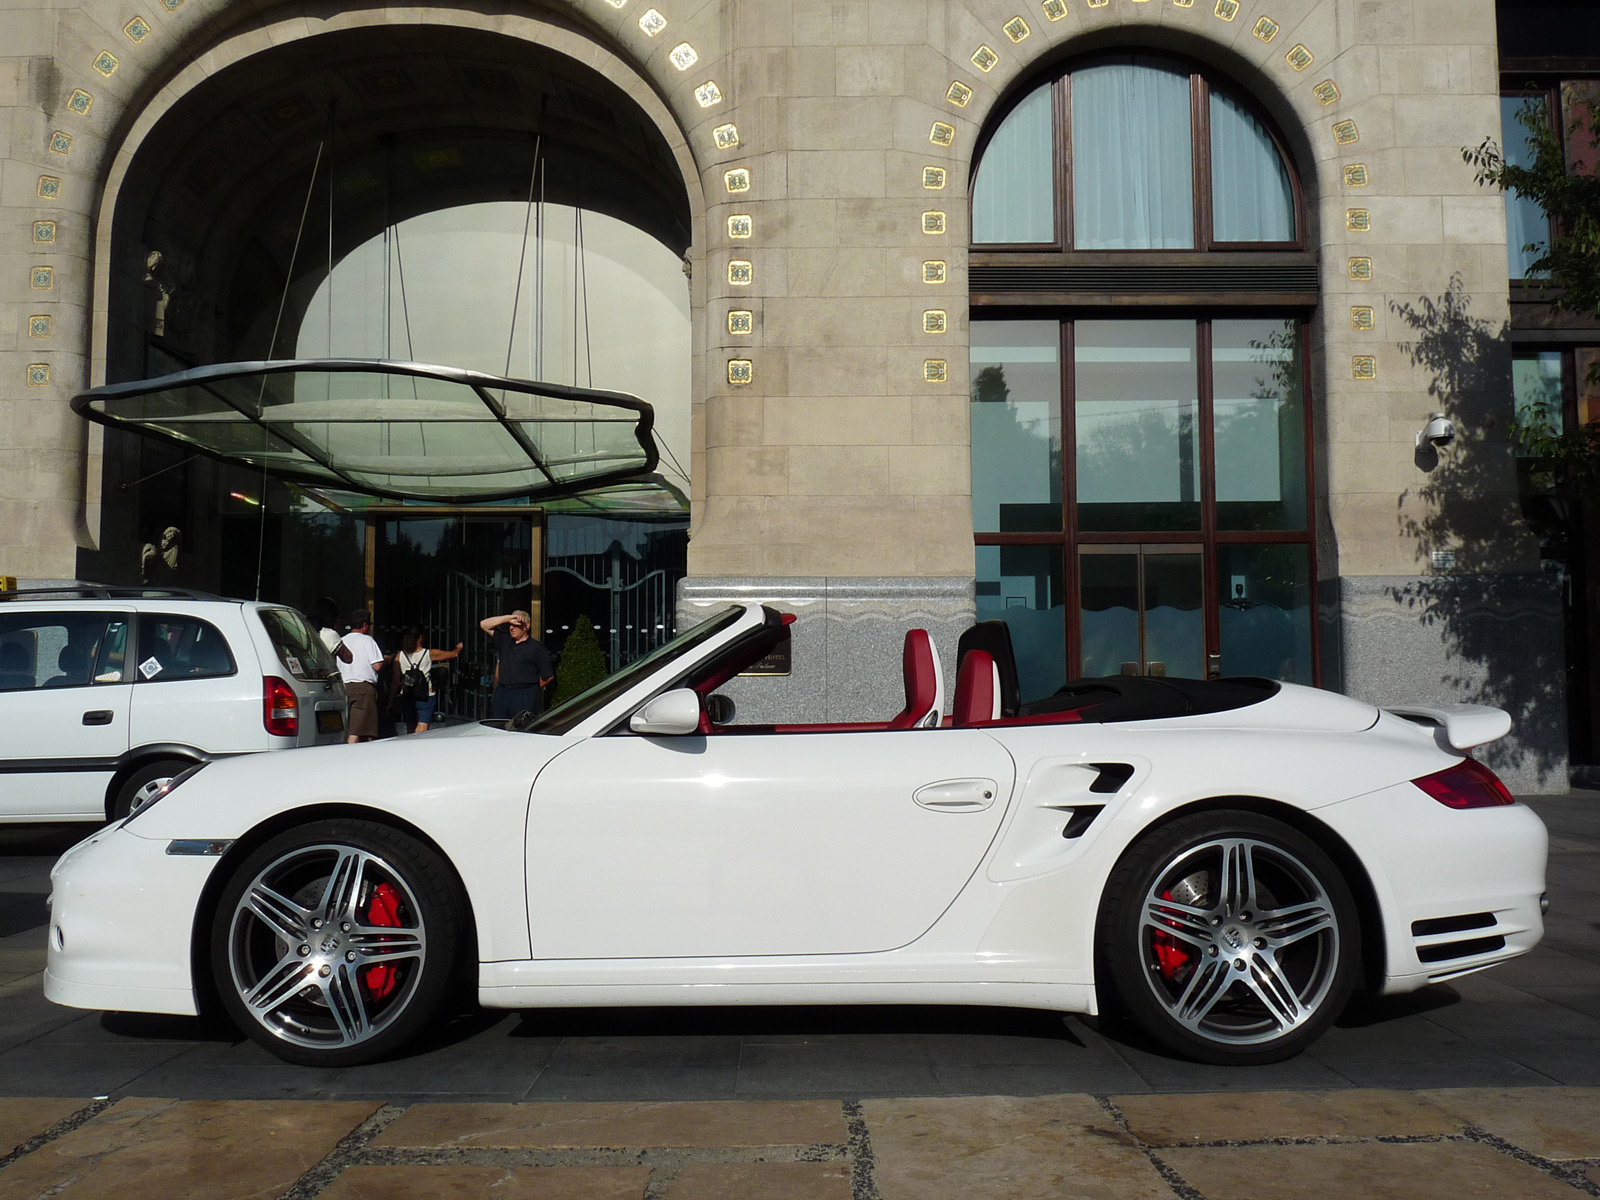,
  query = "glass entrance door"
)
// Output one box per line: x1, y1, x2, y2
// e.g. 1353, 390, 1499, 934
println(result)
1079, 545, 1204, 678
